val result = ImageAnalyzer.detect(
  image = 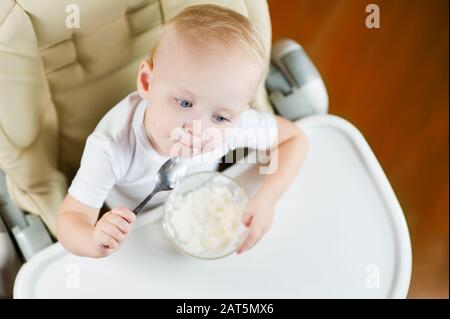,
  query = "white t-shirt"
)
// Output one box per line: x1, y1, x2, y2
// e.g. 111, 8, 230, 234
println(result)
68, 91, 278, 212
